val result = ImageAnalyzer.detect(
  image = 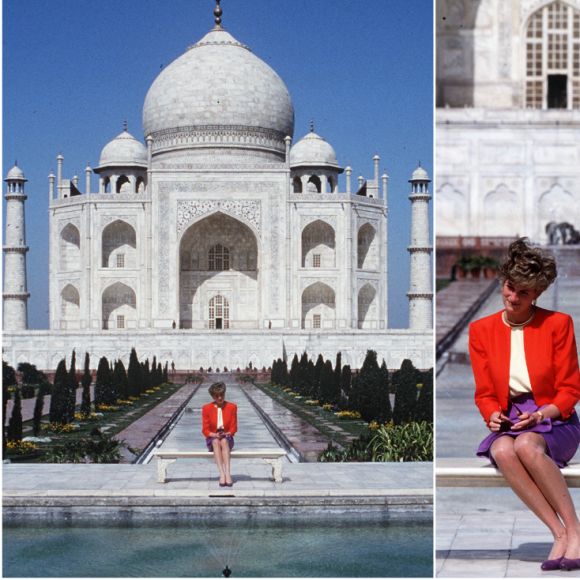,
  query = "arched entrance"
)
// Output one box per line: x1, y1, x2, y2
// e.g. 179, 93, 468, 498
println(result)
179, 212, 259, 329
